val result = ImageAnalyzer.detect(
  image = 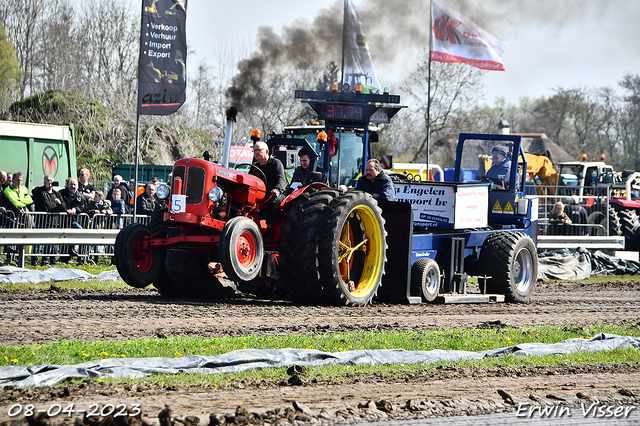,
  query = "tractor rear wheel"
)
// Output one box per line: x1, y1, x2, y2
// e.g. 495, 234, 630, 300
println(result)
219, 217, 263, 283
278, 188, 340, 304
318, 190, 387, 306
114, 223, 162, 288
617, 208, 640, 251
588, 205, 622, 236
411, 258, 440, 302
479, 231, 538, 303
